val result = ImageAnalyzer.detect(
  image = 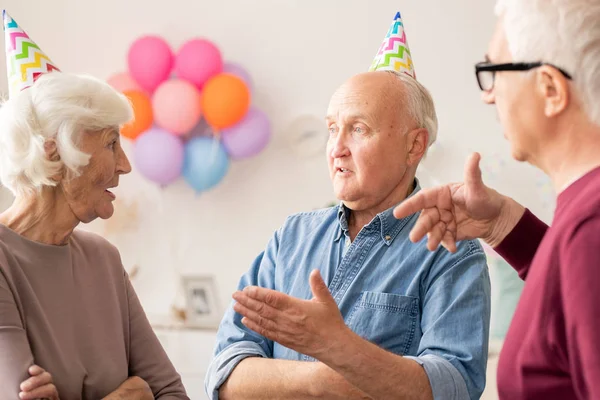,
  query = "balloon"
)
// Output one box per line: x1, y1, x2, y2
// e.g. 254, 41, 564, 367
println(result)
133, 127, 184, 186
127, 36, 173, 92
201, 74, 250, 130
221, 107, 271, 159
182, 137, 229, 192
174, 39, 223, 89
121, 91, 153, 140
222, 62, 253, 92
107, 72, 142, 93
152, 79, 202, 135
